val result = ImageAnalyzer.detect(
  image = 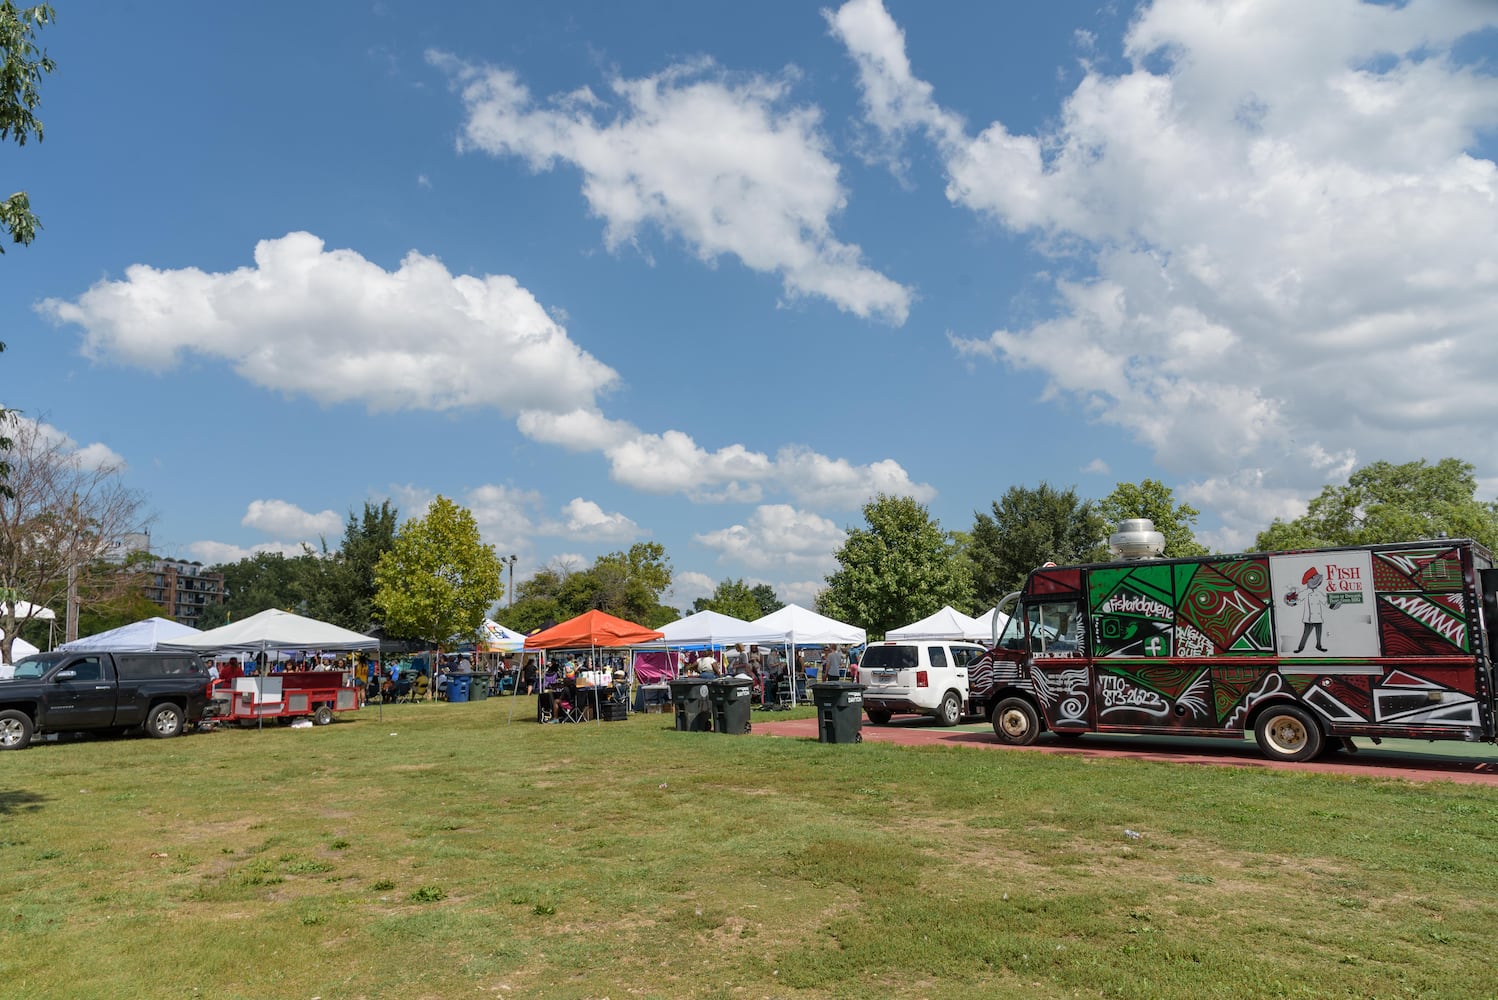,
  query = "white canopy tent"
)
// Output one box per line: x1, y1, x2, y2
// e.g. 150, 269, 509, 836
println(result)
885, 606, 987, 642
753, 603, 865, 646
158, 608, 379, 655
58, 616, 201, 652
475, 619, 526, 652
0, 630, 40, 672
968, 607, 1012, 644
752, 604, 866, 705
658, 609, 789, 648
